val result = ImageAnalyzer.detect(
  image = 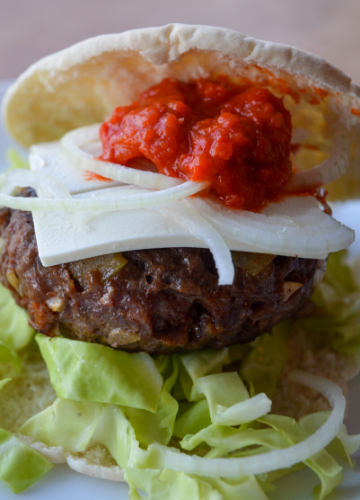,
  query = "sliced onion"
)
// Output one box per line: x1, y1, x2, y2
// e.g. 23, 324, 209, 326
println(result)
188, 196, 354, 258
61, 125, 183, 190
0, 171, 209, 212
154, 201, 234, 285
149, 372, 345, 478
286, 133, 350, 191
7, 170, 71, 199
